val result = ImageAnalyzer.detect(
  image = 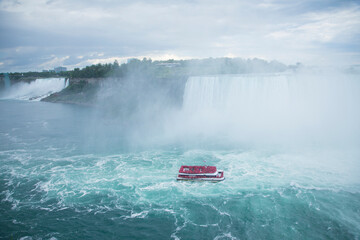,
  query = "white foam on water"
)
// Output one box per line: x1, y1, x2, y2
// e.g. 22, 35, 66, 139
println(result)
1, 148, 359, 217
170, 207, 191, 238
1, 189, 20, 210
204, 202, 231, 217
19, 236, 33, 240
1, 147, 359, 240
123, 210, 149, 219
214, 232, 238, 240
94, 205, 112, 215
